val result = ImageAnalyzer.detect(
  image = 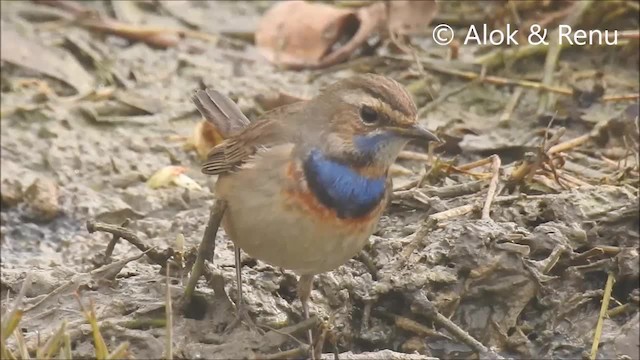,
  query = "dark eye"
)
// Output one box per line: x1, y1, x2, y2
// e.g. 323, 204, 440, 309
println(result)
359, 105, 379, 125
